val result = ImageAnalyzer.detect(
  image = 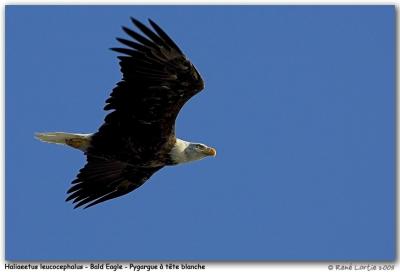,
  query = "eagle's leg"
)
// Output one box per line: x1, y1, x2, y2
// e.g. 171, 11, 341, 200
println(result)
65, 138, 86, 149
